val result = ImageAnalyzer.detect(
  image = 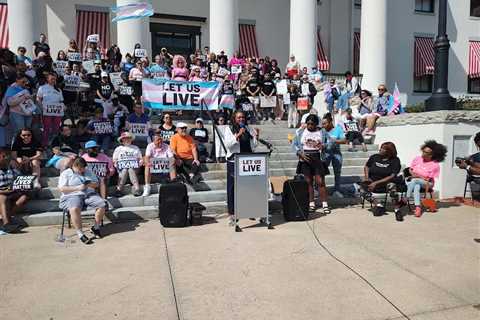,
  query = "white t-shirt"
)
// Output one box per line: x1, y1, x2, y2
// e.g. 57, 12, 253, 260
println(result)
37, 84, 63, 104
301, 129, 323, 151
112, 145, 142, 162
58, 168, 98, 199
